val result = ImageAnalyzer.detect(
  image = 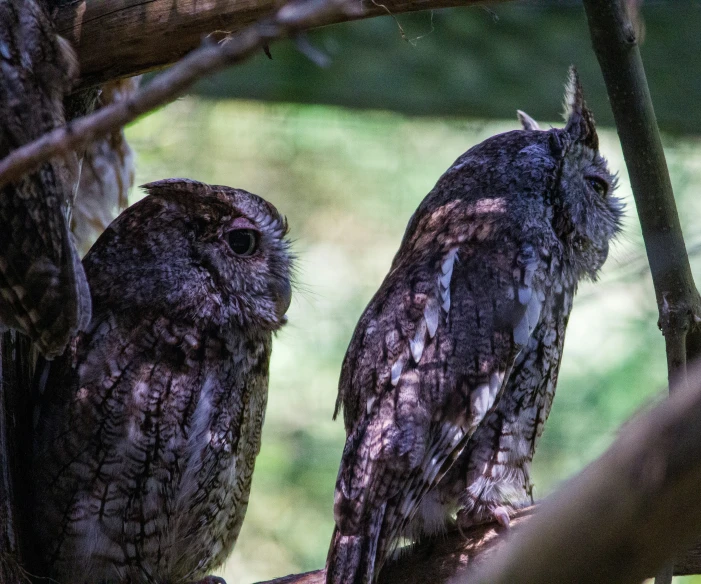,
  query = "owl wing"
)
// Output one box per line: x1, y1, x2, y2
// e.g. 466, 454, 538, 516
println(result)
0, 1, 90, 358
328, 237, 544, 583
